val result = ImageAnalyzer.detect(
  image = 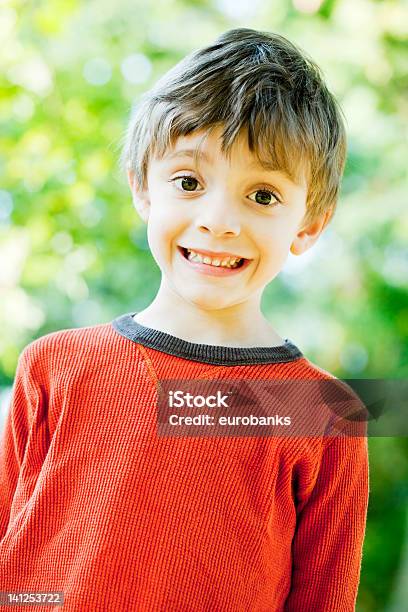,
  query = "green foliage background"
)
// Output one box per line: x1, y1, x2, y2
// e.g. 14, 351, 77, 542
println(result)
0, 0, 407, 610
